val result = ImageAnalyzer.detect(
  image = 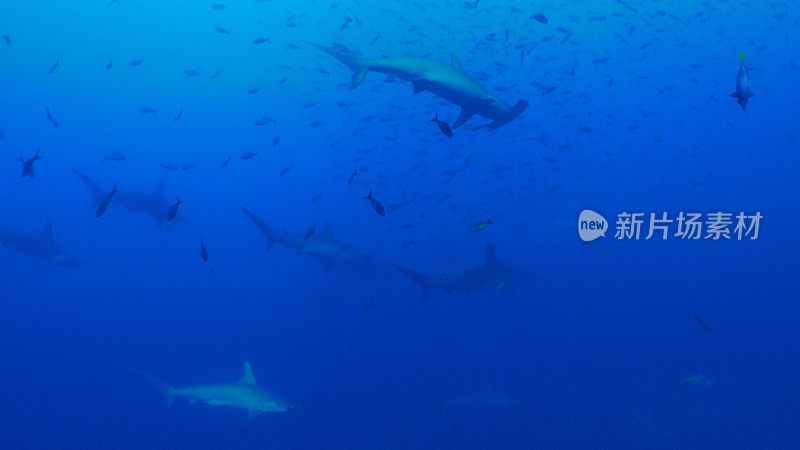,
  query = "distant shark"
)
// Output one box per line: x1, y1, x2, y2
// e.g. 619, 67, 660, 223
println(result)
139, 361, 292, 418
0, 221, 81, 266
309, 42, 528, 130
393, 244, 535, 301
71, 167, 186, 226
241, 207, 368, 272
